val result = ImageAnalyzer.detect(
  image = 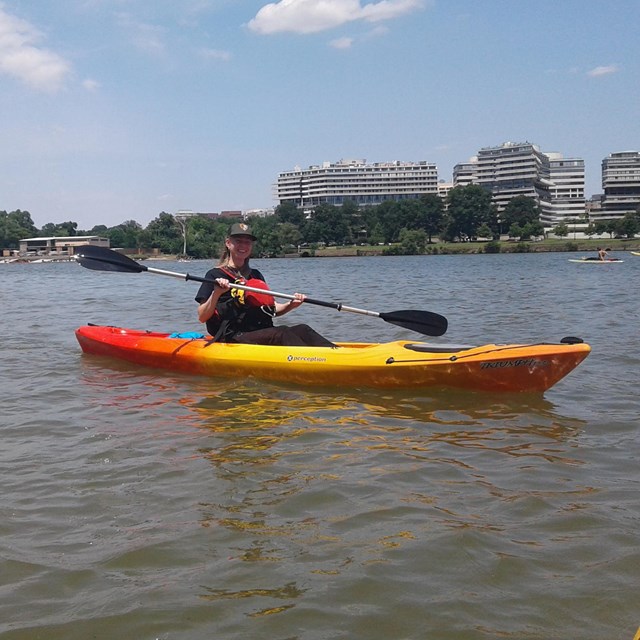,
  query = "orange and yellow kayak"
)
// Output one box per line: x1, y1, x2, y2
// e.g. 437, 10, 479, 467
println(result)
75, 325, 590, 393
